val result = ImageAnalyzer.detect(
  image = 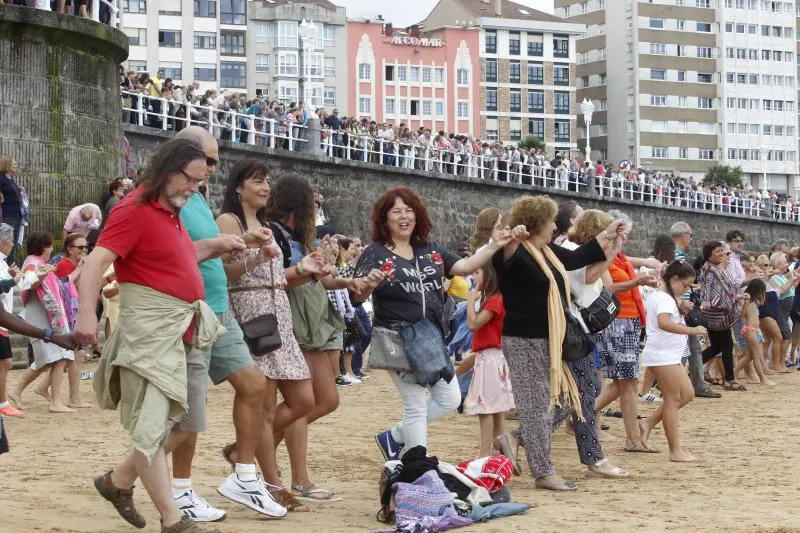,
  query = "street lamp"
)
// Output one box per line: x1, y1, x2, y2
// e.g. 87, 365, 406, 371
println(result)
581, 98, 595, 166
760, 147, 768, 192
298, 19, 316, 109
